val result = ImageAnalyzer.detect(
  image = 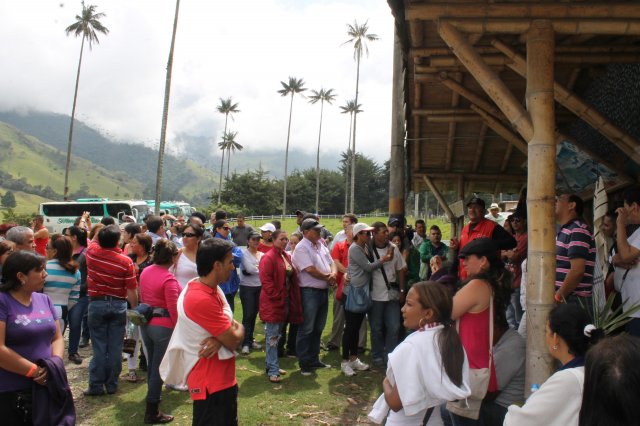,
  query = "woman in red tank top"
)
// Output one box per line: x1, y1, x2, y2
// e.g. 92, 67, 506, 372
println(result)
32, 215, 49, 257
446, 238, 513, 426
